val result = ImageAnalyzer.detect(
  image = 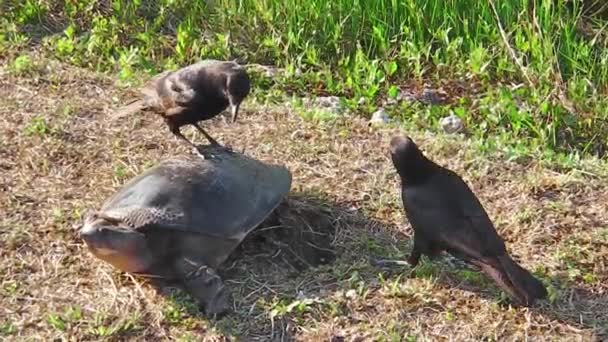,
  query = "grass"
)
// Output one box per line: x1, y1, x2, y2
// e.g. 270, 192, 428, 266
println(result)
2, 0, 608, 156
0, 58, 607, 340
1, 0, 608, 340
